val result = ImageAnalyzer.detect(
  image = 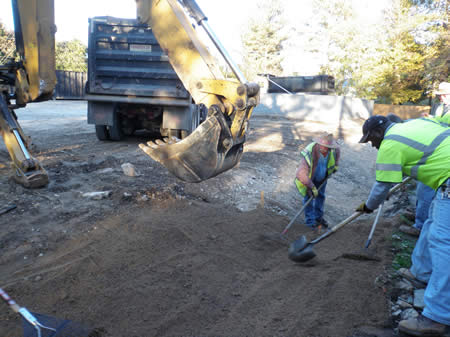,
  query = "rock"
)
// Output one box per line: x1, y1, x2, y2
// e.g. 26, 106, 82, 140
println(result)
82, 191, 112, 200
121, 163, 139, 177
137, 194, 149, 202
413, 289, 425, 309
96, 168, 114, 174
122, 192, 133, 200
392, 309, 402, 318
397, 298, 413, 309
401, 308, 419, 320
395, 279, 414, 292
